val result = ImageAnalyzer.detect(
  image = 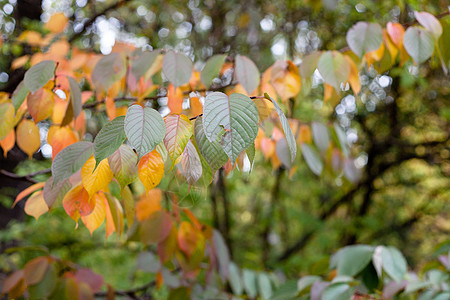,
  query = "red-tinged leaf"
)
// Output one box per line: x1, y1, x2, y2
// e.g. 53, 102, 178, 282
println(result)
43, 176, 72, 209
16, 119, 40, 158
24, 191, 49, 219
164, 114, 193, 165
180, 140, 202, 186
139, 210, 173, 245
138, 149, 164, 193
0, 129, 15, 157
158, 225, 178, 263
136, 188, 162, 221
13, 182, 45, 207
183, 208, 202, 230
78, 282, 94, 300
81, 192, 106, 234
108, 144, 138, 189
24, 256, 49, 285
2, 270, 25, 296
178, 221, 198, 257
63, 184, 94, 223
27, 87, 55, 123
414, 11, 442, 39
167, 84, 183, 114
387, 22, 405, 49
48, 126, 79, 160
75, 269, 104, 293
